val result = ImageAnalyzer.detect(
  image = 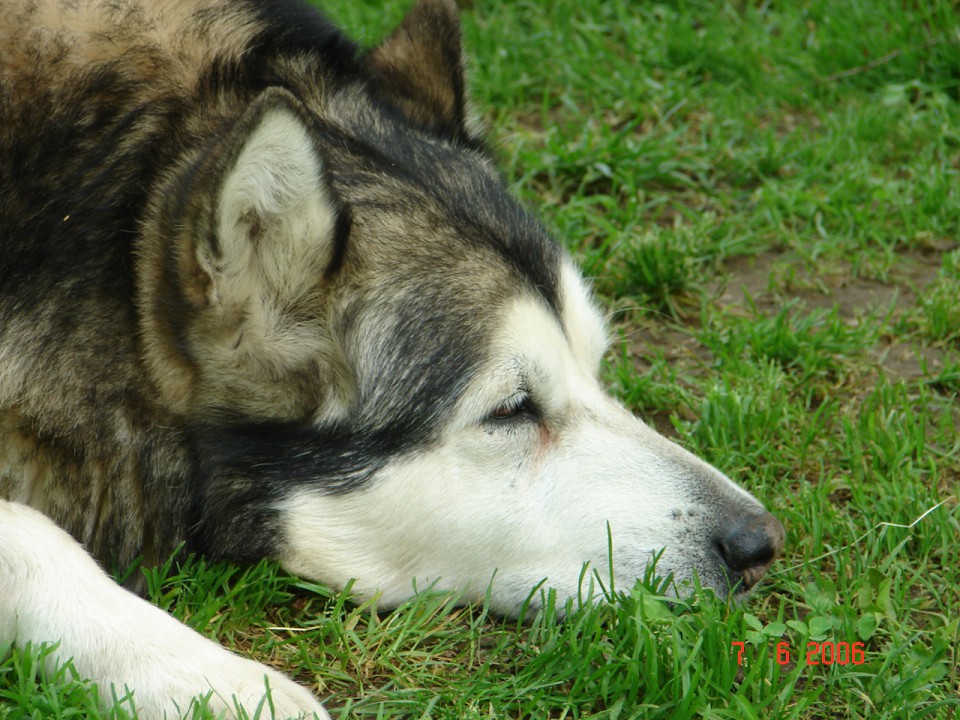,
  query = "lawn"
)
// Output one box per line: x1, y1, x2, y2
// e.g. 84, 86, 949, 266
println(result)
2, 0, 958, 718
